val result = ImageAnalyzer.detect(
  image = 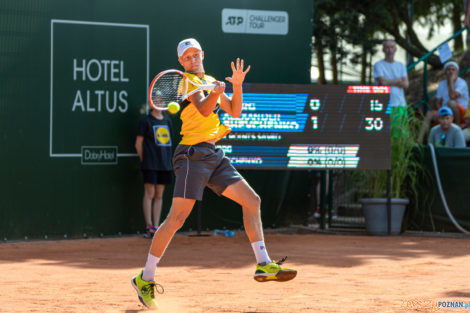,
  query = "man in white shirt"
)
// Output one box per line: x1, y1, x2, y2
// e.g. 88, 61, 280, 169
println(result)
373, 40, 409, 136
418, 61, 469, 143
